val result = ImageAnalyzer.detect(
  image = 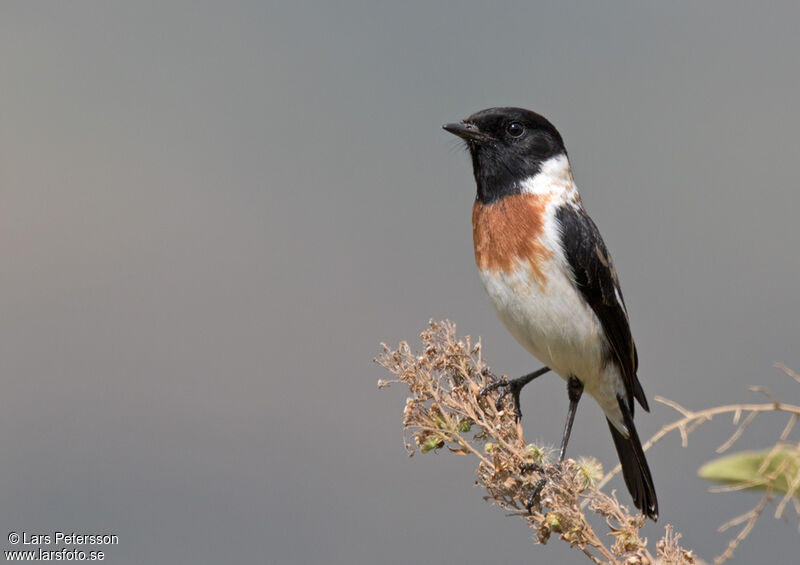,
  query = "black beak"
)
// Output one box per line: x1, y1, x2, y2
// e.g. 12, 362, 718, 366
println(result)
442, 122, 487, 142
